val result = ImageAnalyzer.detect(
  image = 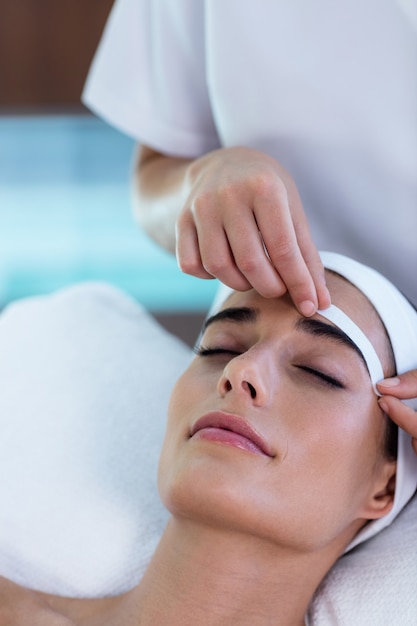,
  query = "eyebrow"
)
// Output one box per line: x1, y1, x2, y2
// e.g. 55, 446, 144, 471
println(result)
295, 318, 367, 367
203, 307, 258, 332
203, 306, 367, 367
